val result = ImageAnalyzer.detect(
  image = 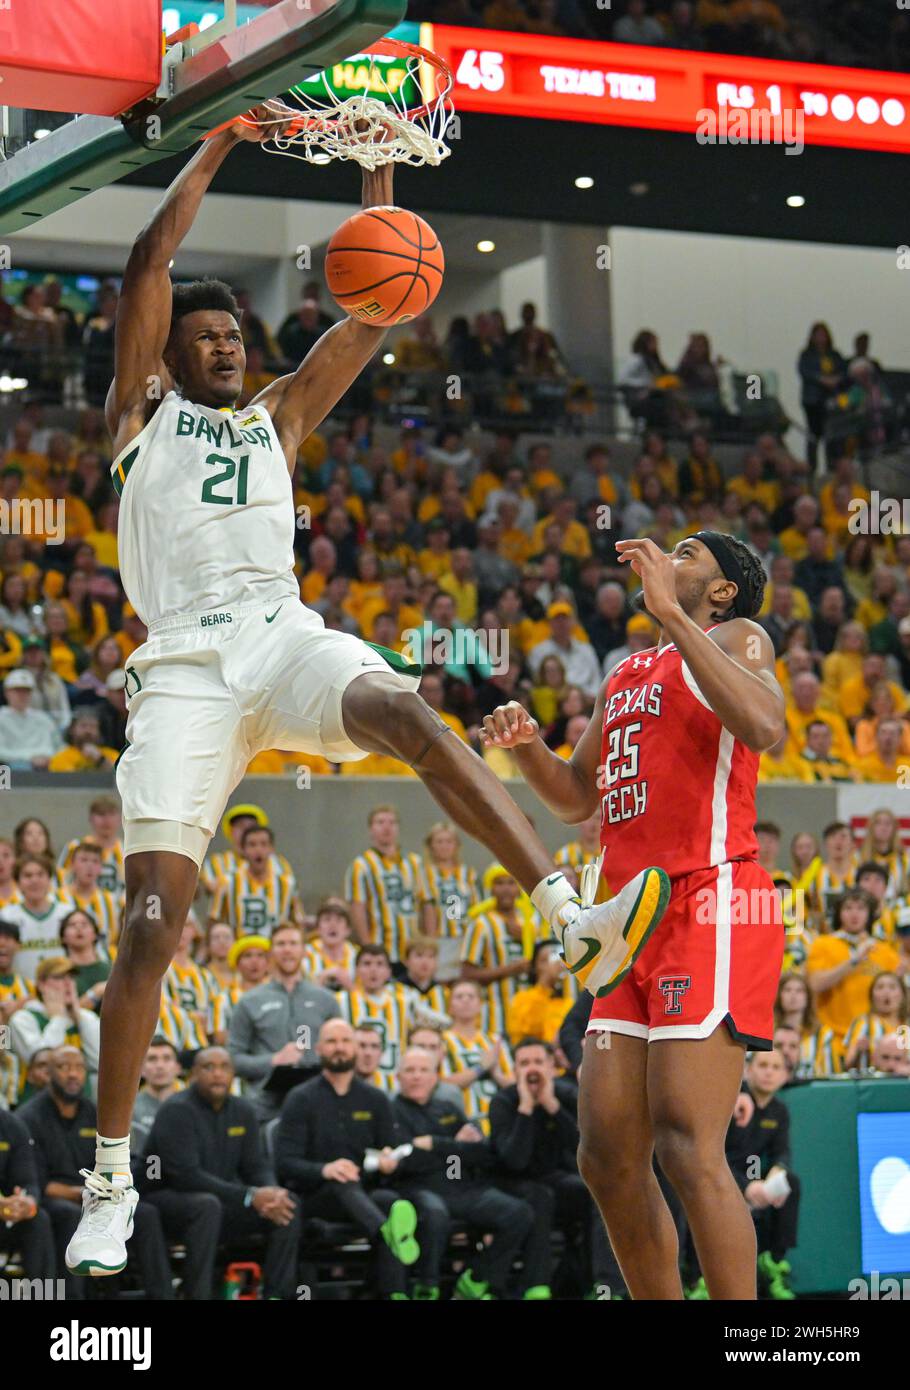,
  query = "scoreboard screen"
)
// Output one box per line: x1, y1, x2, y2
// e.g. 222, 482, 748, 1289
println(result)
419, 24, 910, 155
